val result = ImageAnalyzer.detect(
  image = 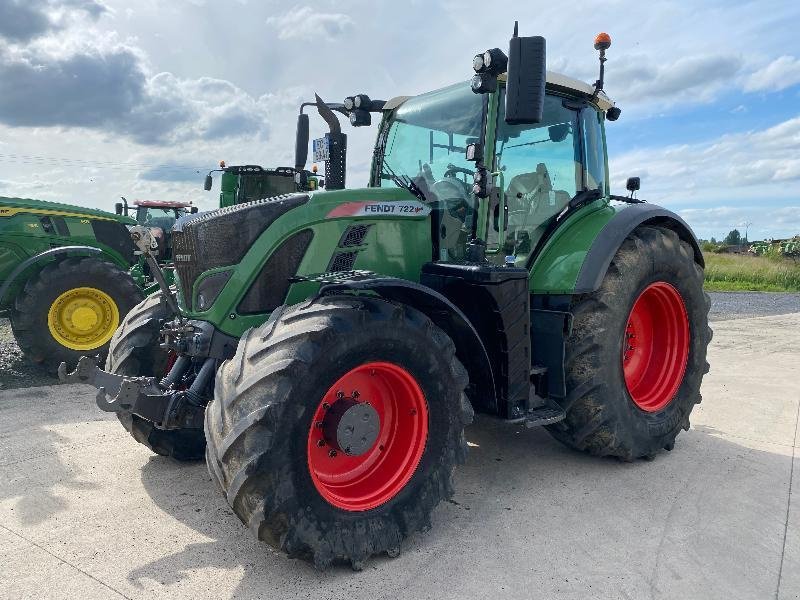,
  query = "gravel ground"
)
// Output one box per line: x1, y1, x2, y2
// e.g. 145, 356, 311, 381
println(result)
0, 318, 54, 390
708, 291, 800, 321
1, 290, 798, 390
